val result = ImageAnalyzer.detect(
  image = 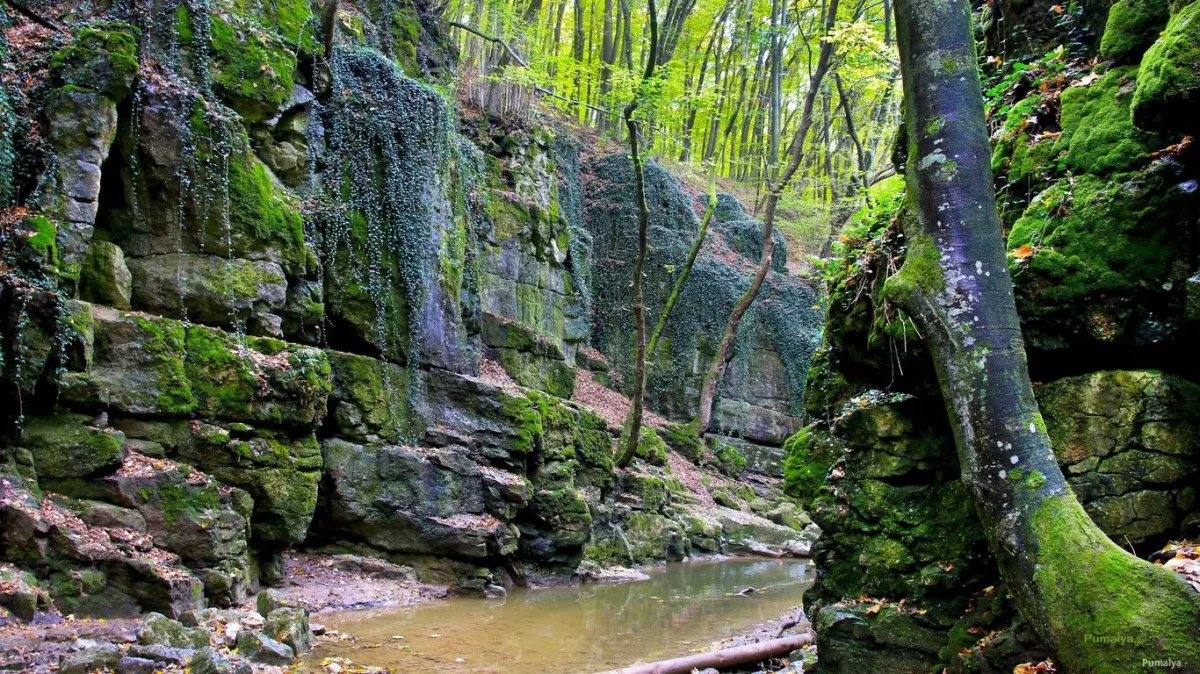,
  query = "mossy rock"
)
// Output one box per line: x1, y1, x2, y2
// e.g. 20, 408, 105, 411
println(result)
50, 24, 139, 101
1132, 1, 1200, 132
186, 107, 308, 274
327, 350, 421, 443
208, 13, 297, 123
1056, 66, 1161, 175
1007, 169, 1196, 350
783, 425, 842, 508
183, 324, 331, 427
79, 241, 132, 309
22, 414, 124, 479
1101, 0, 1171, 63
